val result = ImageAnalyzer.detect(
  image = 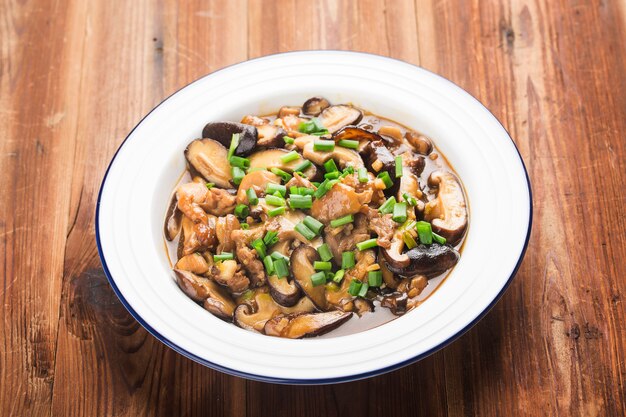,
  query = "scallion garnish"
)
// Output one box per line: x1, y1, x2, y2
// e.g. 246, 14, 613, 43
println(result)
227, 133, 240, 160
402, 231, 418, 249
266, 183, 287, 197
402, 192, 418, 206
293, 159, 312, 173
416, 221, 433, 244
392, 202, 407, 223
289, 194, 313, 209
314, 261, 332, 271
231, 166, 245, 185
283, 136, 294, 144
348, 280, 363, 296
342, 251, 356, 269
246, 188, 258, 205
313, 179, 330, 199
263, 230, 279, 246
270, 251, 290, 262
265, 194, 286, 207
333, 269, 345, 283
317, 243, 333, 262
337, 139, 359, 149
358, 167, 368, 183
324, 159, 338, 173
395, 156, 403, 178
280, 150, 300, 164
295, 222, 316, 240
356, 238, 378, 251
330, 214, 354, 228
310, 271, 327, 287
234, 204, 249, 219
432, 232, 447, 245
368, 270, 383, 287
263, 255, 274, 275
273, 258, 290, 278
357, 282, 369, 297
229, 155, 250, 169
268, 206, 285, 217
376, 171, 393, 189
314, 139, 335, 152
378, 196, 396, 214
270, 167, 292, 182
250, 239, 266, 258
303, 216, 324, 235
324, 171, 340, 180
214, 252, 234, 262
240, 223, 250, 230
206, 182, 215, 189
